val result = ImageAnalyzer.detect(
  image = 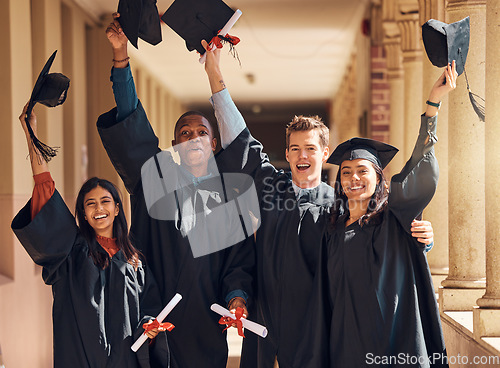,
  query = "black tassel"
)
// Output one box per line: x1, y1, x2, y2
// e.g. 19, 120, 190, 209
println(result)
467, 89, 485, 122
217, 35, 241, 67
463, 61, 485, 122
25, 115, 59, 163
